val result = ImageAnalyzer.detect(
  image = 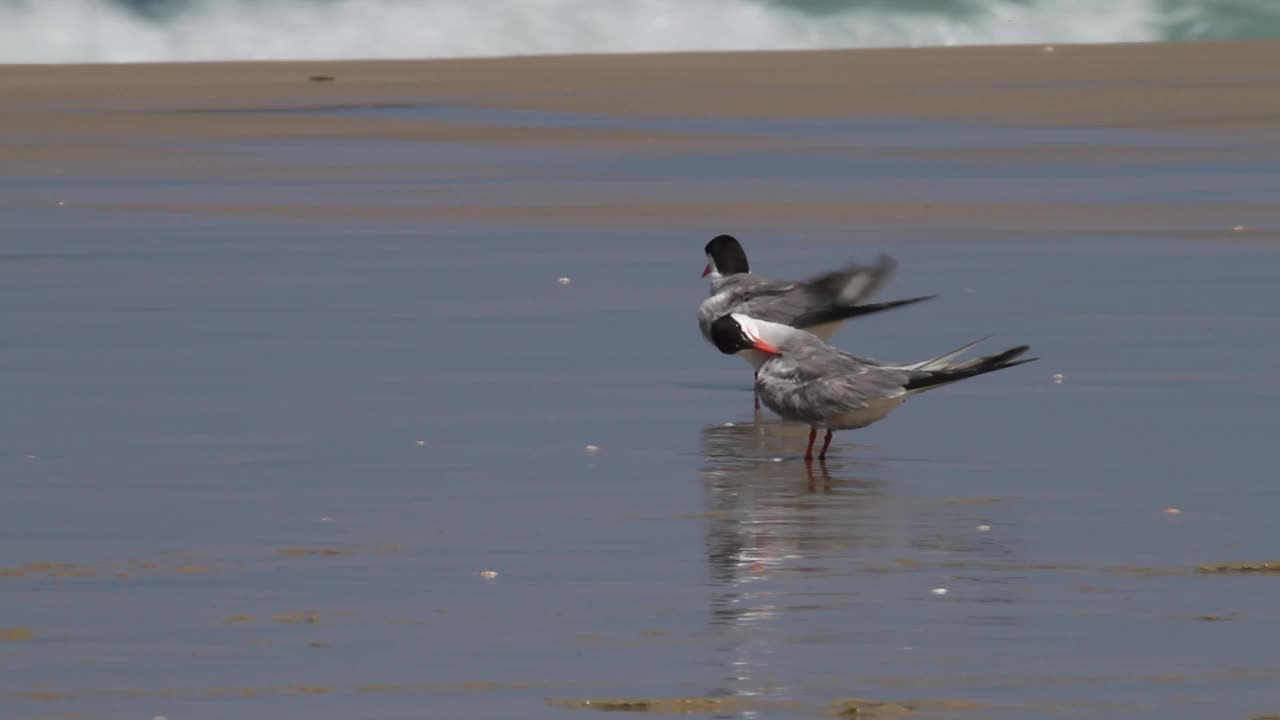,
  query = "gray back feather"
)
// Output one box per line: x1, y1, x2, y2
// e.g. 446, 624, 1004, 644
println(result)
755, 332, 913, 421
